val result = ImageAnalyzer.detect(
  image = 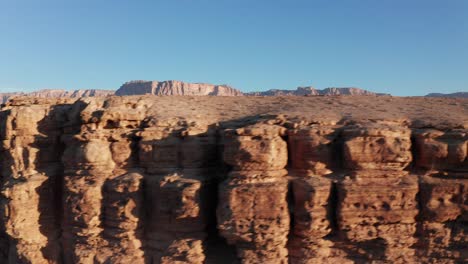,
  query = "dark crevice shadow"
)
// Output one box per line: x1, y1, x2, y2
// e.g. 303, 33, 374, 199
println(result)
0, 109, 11, 261
407, 131, 421, 173
285, 175, 295, 258
413, 175, 426, 257
345, 238, 388, 262
327, 181, 339, 236
204, 175, 238, 264
34, 103, 74, 263
204, 120, 239, 263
